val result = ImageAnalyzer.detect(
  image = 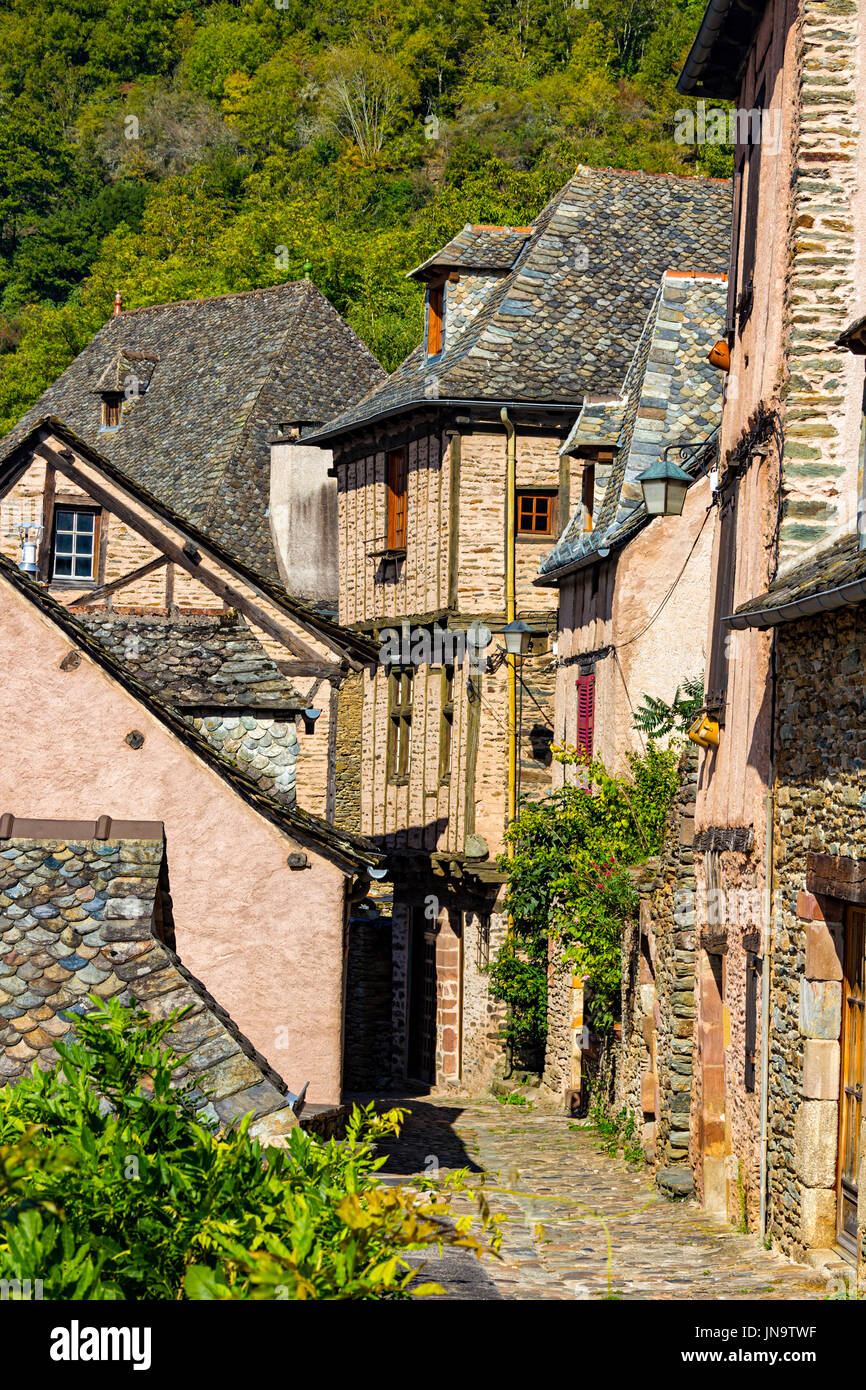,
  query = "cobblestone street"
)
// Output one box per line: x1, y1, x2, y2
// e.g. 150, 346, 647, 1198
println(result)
375, 1098, 831, 1301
